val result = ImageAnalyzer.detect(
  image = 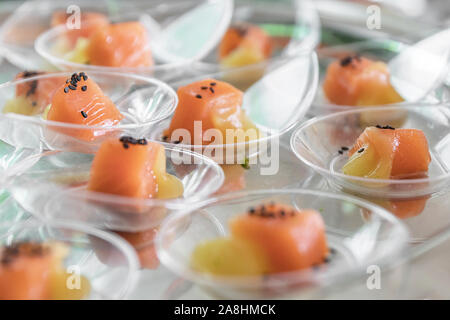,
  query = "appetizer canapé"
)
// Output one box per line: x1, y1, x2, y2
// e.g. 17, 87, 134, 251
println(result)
323, 55, 404, 106
218, 23, 273, 68
46, 72, 124, 141
88, 137, 183, 200
343, 126, 431, 179
59, 20, 153, 68
191, 203, 329, 276
0, 242, 90, 300
3, 71, 65, 115
164, 79, 258, 145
